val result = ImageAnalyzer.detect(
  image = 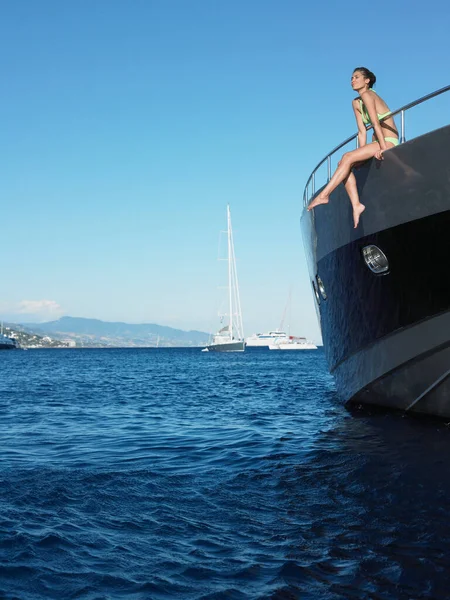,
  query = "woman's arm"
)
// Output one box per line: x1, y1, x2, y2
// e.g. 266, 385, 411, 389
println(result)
352, 99, 367, 147
360, 91, 387, 152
